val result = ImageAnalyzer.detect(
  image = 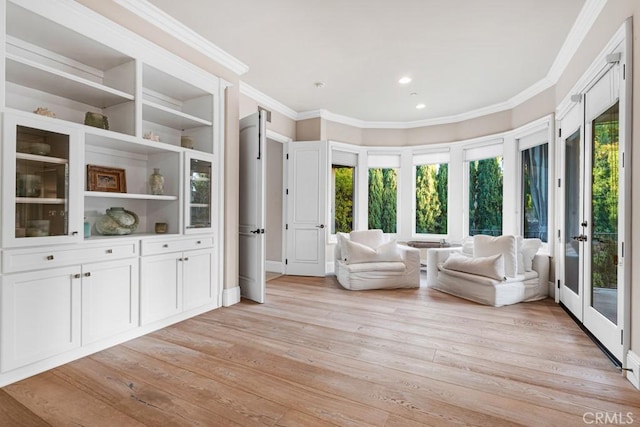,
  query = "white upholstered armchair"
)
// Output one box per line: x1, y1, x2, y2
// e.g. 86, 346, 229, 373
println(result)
334, 230, 420, 290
